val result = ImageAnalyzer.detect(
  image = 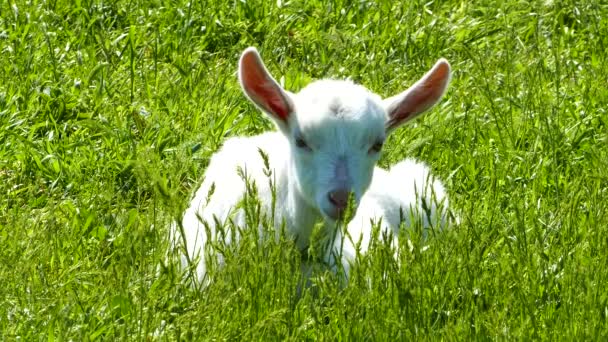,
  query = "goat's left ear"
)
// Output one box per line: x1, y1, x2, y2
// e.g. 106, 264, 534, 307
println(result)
384, 58, 451, 133
239, 47, 294, 130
